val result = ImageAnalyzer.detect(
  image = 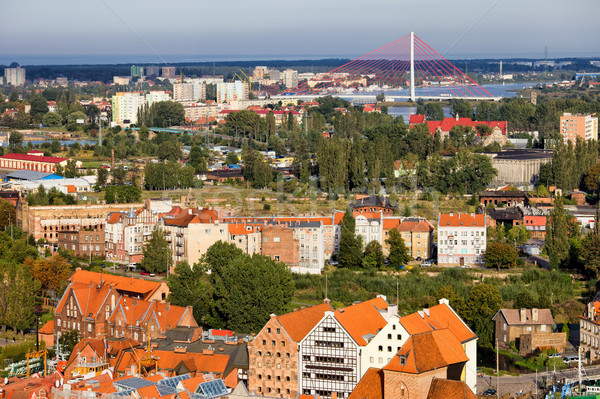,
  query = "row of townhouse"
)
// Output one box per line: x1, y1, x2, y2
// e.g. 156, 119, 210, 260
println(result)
104, 202, 486, 271
247, 296, 477, 399
51, 270, 197, 344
